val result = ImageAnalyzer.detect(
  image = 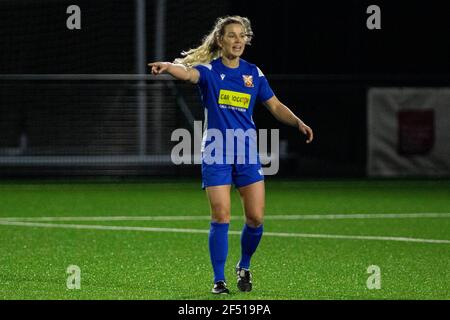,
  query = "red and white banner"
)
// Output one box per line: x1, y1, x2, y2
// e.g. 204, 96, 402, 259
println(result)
367, 88, 450, 177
